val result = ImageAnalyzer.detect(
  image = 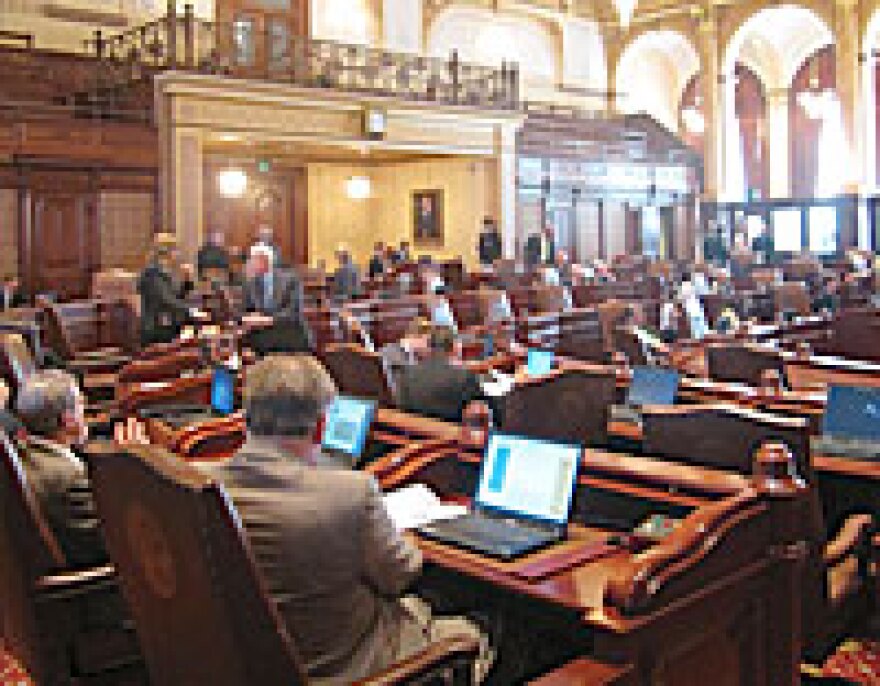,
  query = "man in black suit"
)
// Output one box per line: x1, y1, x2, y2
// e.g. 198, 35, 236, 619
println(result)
15, 370, 108, 569
138, 234, 207, 346
197, 230, 231, 281
242, 244, 313, 354
478, 218, 502, 266
395, 325, 483, 423
524, 226, 555, 269
368, 242, 387, 279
